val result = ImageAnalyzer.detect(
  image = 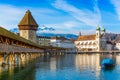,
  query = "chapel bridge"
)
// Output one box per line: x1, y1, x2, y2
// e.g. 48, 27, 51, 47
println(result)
0, 27, 69, 66
0, 10, 75, 66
